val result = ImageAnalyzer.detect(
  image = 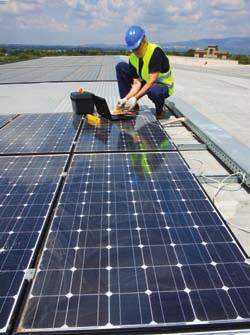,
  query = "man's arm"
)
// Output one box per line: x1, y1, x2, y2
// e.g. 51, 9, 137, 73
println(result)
125, 78, 142, 99
123, 73, 158, 111
134, 72, 158, 100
